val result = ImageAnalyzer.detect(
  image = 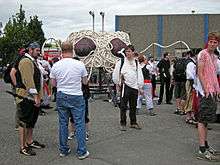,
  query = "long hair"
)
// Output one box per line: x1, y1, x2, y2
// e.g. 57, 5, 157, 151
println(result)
138, 54, 145, 64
